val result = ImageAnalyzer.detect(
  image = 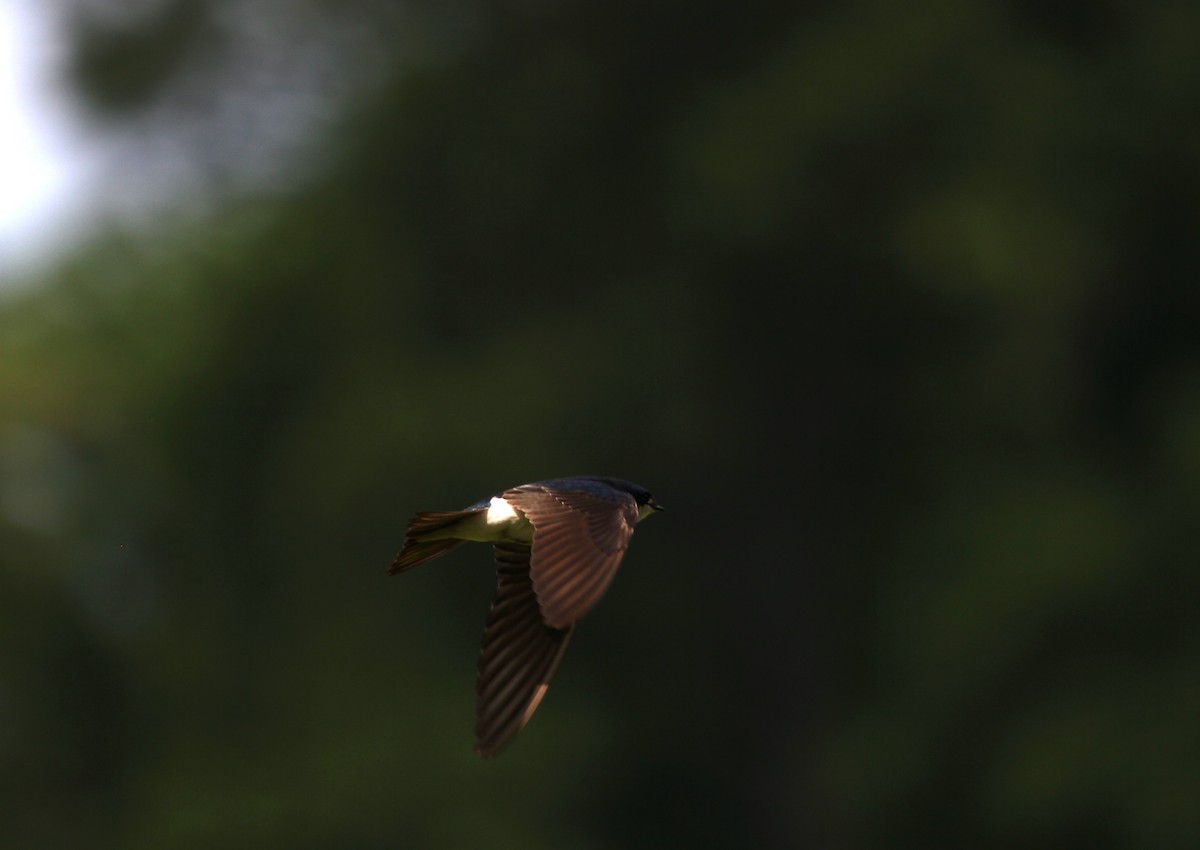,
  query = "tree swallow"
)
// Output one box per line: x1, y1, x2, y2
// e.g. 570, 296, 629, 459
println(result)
389, 476, 663, 757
